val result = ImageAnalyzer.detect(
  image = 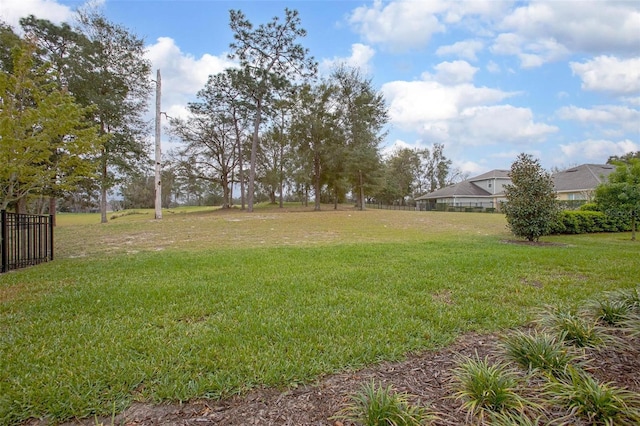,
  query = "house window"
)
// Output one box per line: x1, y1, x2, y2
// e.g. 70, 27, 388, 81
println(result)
488, 182, 492, 188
